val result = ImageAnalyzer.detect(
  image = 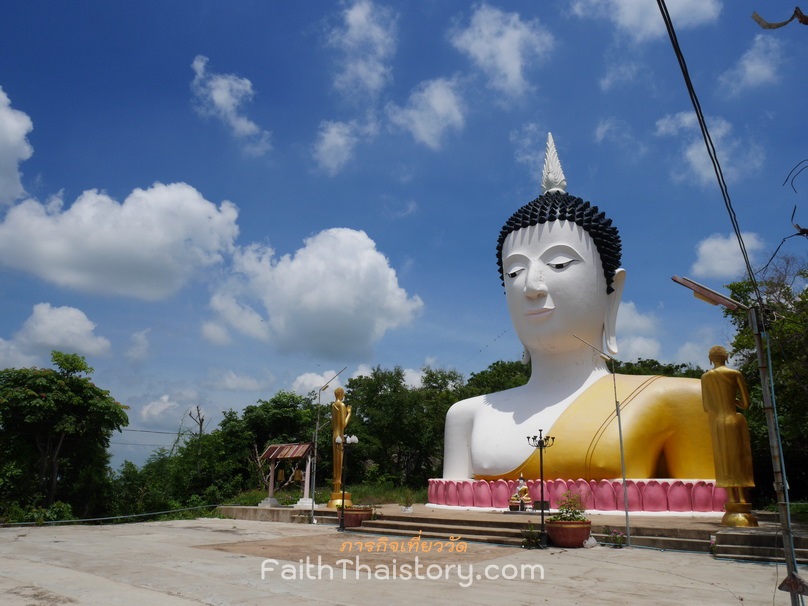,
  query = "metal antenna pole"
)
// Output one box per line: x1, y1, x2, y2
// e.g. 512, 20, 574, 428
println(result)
573, 334, 631, 547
